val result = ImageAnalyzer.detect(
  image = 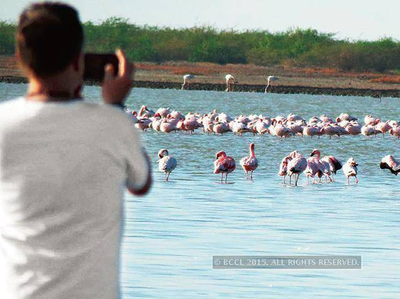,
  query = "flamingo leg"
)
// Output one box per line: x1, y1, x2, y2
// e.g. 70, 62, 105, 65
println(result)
250, 171, 254, 179
225, 173, 228, 183
347, 176, 350, 185
294, 174, 297, 186
220, 173, 223, 182
289, 174, 292, 185
355, 176, 359, 184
